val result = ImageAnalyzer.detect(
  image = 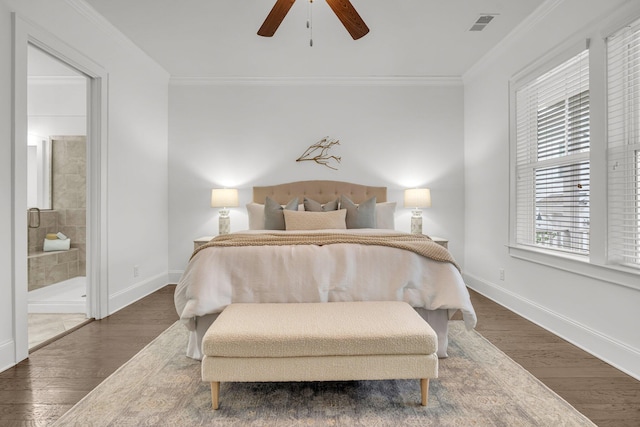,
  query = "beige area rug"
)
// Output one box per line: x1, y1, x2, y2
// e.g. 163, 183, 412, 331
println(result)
54, 321, 595, 427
